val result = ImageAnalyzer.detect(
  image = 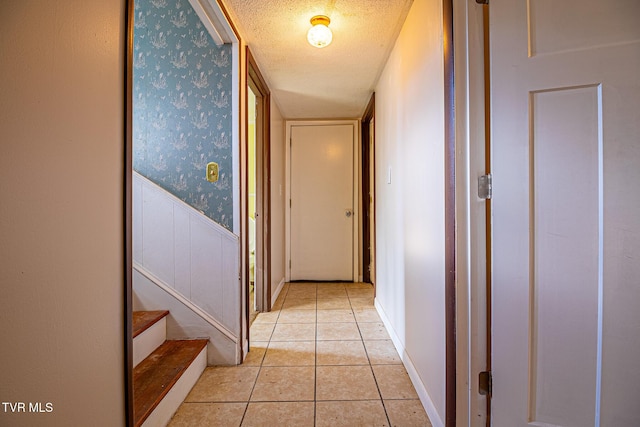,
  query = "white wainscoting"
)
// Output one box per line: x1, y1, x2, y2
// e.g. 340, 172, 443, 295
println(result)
133, 172, 240, 339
